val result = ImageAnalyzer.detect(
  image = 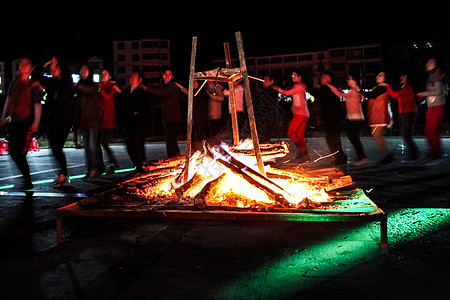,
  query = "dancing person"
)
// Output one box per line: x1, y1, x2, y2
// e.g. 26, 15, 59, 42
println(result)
387, 73, 419, 161
328, 75, 368, 164
98, 69, 121, 173
76, 64, 101, 180
0, 57, 43, 191
311, 71, 347, 165
42, 56, 75, 187
273, 72, 310, 163
417, 58, 446, 163
350, 71, 394, 164
254, 74, 279, 142
206, 80, 225, 146
124, 71, 150, 171
144, 69, 184, 158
